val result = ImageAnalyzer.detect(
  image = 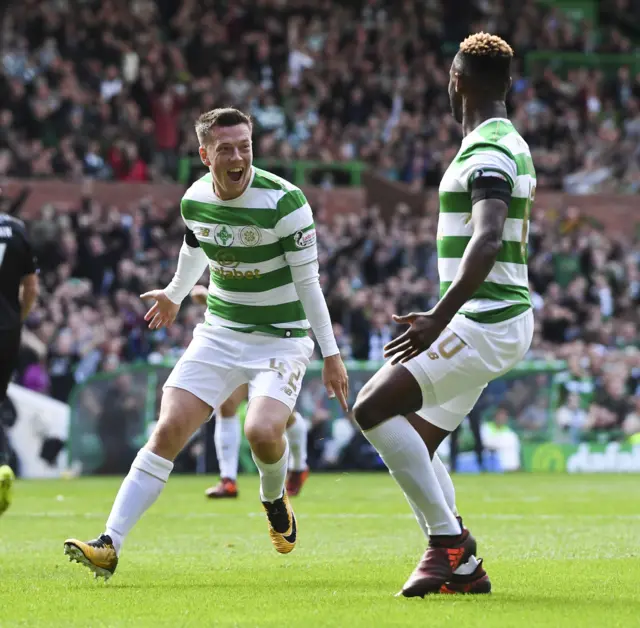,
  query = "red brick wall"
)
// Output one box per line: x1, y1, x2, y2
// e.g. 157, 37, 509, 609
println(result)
2, 178, 637, 235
